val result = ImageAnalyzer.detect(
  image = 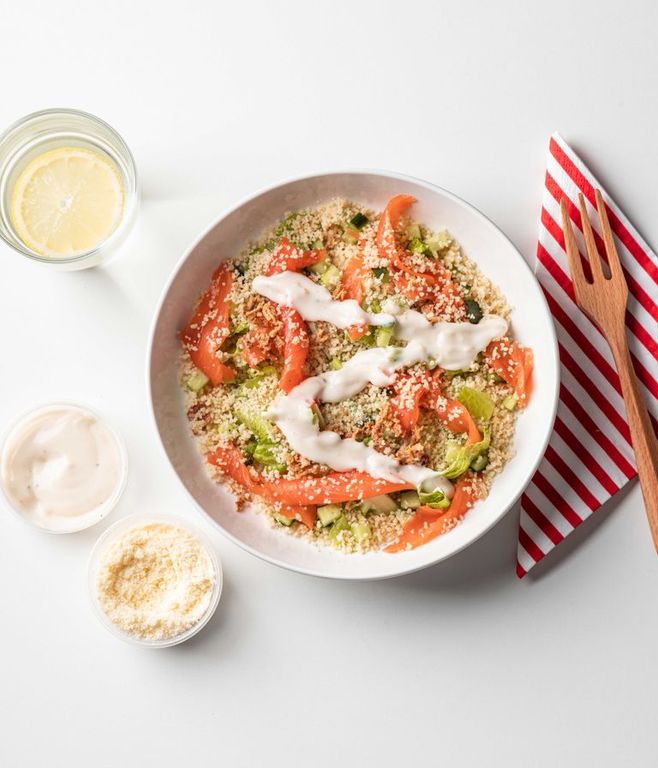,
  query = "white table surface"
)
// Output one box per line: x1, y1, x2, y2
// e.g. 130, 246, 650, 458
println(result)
1, 1, 657, 766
